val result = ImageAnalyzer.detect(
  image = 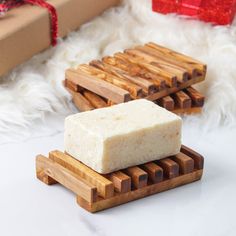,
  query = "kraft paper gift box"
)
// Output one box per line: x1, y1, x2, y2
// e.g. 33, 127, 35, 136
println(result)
0, 0, 120, 77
